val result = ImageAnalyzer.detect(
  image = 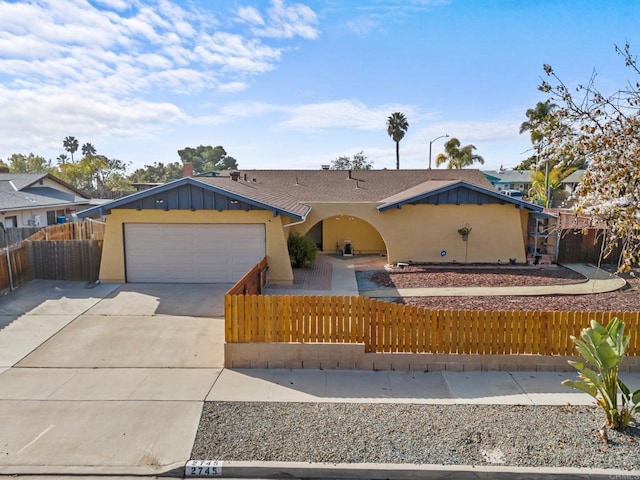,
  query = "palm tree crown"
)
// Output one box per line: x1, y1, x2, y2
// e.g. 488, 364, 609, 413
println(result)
386, 112, 409, 170
519, 100, 557, 144
435, 138, 485, 169
82, 142, 96, 157
63, 136, 79, 162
